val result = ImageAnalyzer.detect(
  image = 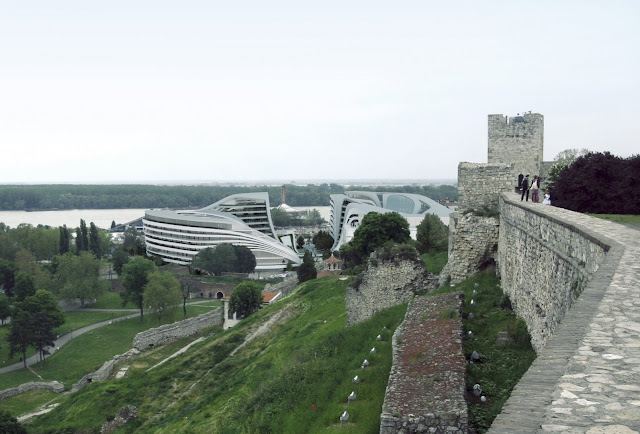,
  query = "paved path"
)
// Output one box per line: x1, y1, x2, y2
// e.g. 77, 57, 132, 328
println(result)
489, 194, 640, 433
